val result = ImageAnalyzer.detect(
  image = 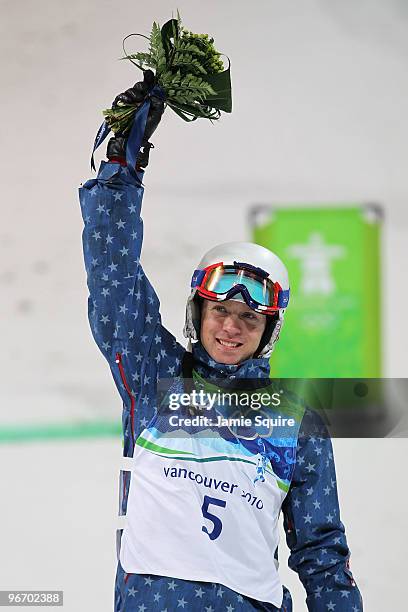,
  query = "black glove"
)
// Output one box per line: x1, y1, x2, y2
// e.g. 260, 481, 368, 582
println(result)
107, 70, 164, 168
